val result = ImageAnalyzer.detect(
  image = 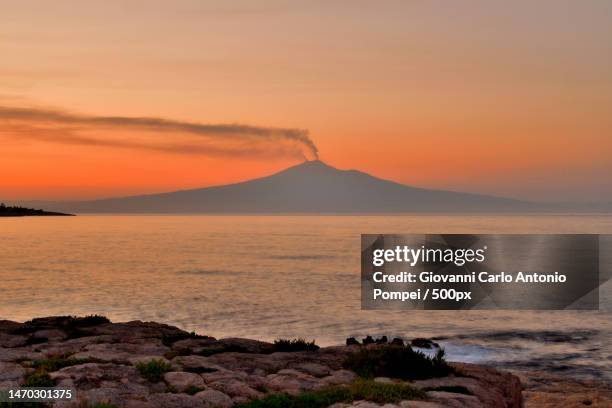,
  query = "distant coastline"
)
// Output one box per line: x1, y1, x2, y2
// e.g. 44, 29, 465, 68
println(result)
0, 203, 74, 217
